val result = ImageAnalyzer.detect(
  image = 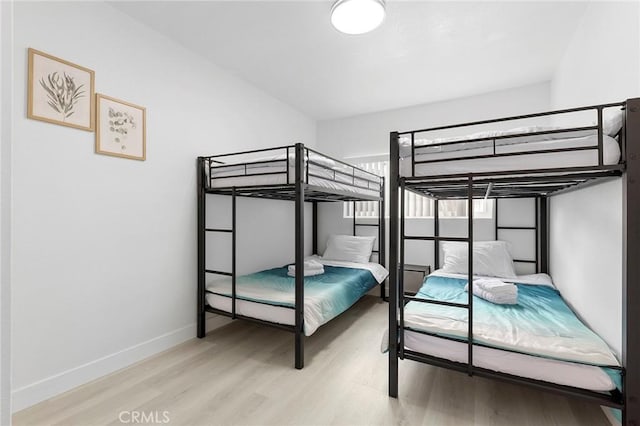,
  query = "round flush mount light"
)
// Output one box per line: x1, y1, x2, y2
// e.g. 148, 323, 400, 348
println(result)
331, 0, 386, 35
